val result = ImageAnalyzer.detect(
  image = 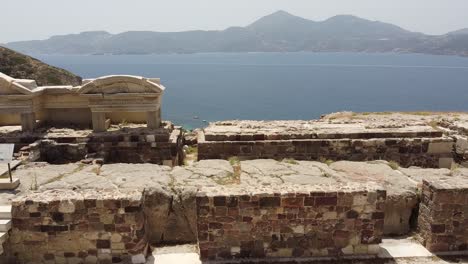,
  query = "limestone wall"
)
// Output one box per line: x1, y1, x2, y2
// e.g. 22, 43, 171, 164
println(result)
196, 185, 386, 261
0, 113, 20, 125
42, 108, 92, 126
418, 177, 468, 252
198, 137, 454, 168
106, 112, 147, 124
7, 189, 149, 264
